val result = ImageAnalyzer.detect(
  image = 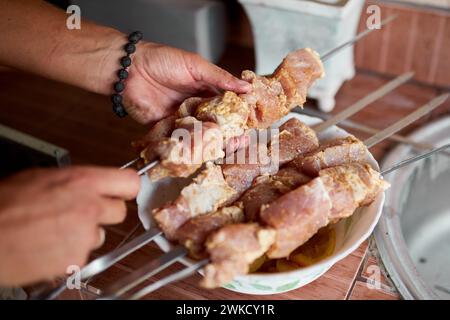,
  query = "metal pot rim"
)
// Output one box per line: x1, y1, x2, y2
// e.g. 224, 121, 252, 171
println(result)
375, 116, 450, 300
